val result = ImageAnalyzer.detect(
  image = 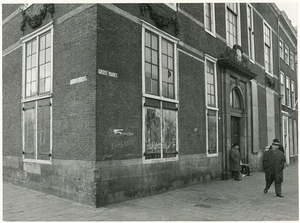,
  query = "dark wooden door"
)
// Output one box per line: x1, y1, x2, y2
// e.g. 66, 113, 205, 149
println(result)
231, 116, 240, 146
